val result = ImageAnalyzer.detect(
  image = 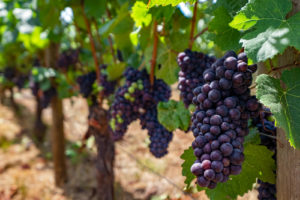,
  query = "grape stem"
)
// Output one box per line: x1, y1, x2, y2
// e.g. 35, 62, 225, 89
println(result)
188, 1, 198, 49
267, 61, 300, 73
73, 20, 85, 49
81, 1, 103, 104
92, 19, 104, 64
138, 60, 145, 70
105, 9, 117, 64
81, 2, 101, 84
258, 132, 278, 140
192, 27, 208, 41
150, 20, 158, 86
